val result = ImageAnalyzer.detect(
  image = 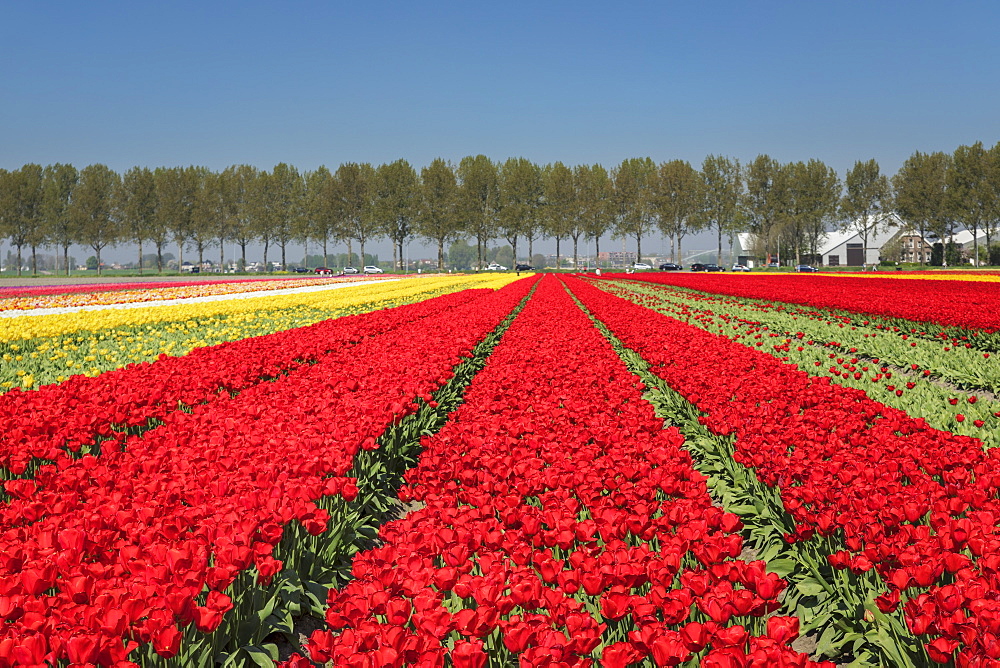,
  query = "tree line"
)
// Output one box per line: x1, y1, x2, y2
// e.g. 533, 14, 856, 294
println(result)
1, 144, 998, 276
